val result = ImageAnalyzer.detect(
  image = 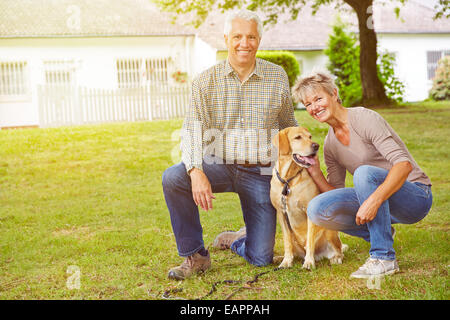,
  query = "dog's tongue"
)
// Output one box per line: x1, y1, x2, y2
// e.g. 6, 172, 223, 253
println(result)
299, 155, 316, 166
